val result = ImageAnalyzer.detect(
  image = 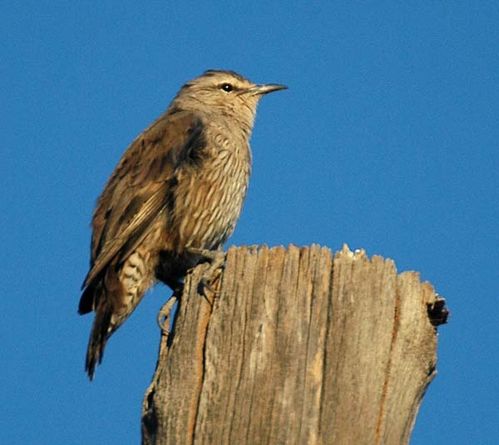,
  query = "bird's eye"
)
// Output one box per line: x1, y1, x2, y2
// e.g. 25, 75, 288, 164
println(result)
220, 83, 234, 93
